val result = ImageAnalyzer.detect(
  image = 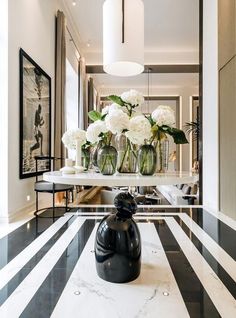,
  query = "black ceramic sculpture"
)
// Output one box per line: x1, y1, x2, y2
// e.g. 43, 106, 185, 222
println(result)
95, 192, 141, 283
